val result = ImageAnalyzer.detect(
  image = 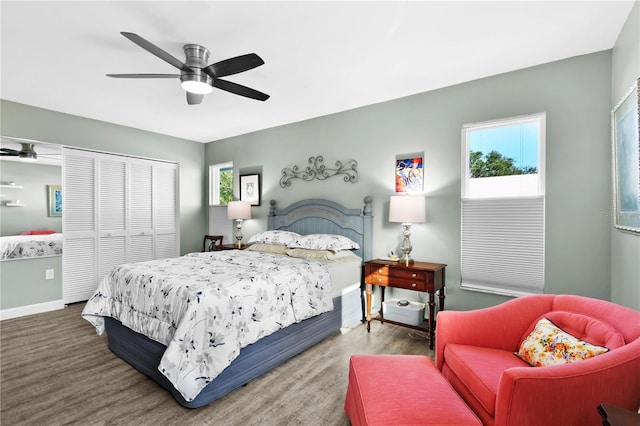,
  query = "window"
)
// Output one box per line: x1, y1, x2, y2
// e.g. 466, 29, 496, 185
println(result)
209, 162, 233, 206
461, 114, 545, 297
